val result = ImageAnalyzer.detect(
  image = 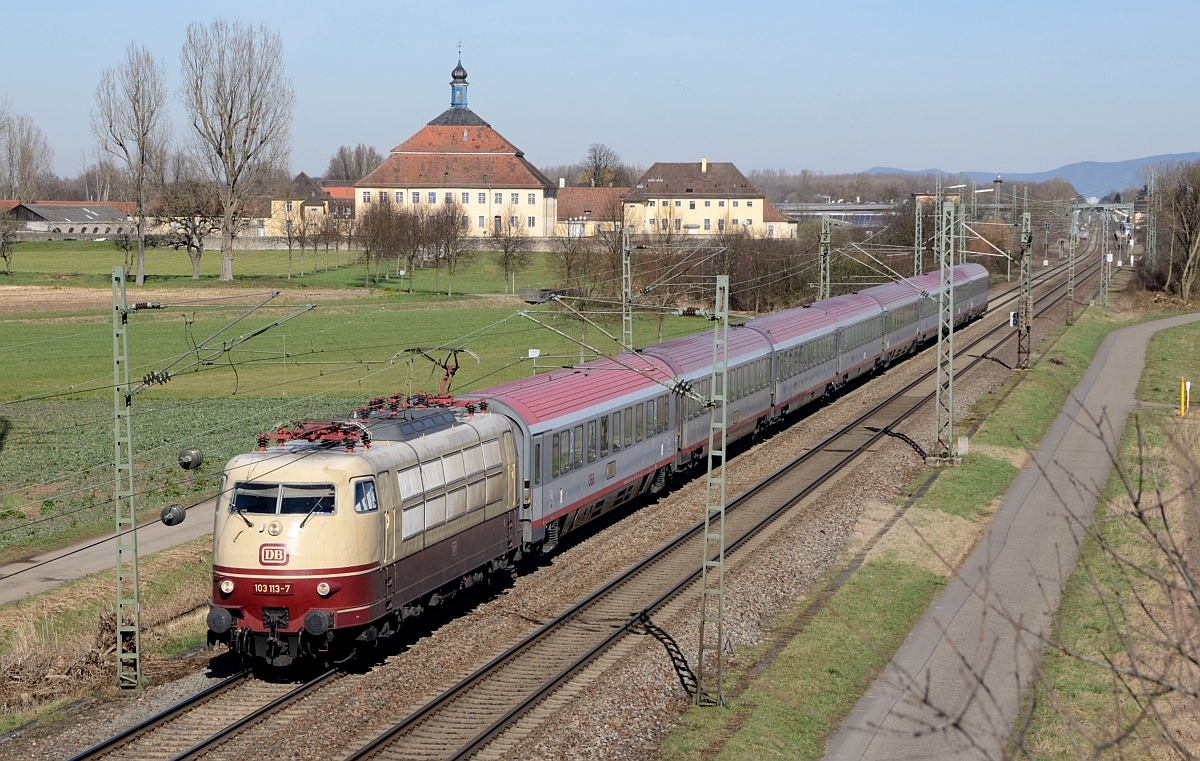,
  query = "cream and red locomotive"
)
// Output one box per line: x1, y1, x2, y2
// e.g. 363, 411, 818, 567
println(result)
206, 265, 989, 665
